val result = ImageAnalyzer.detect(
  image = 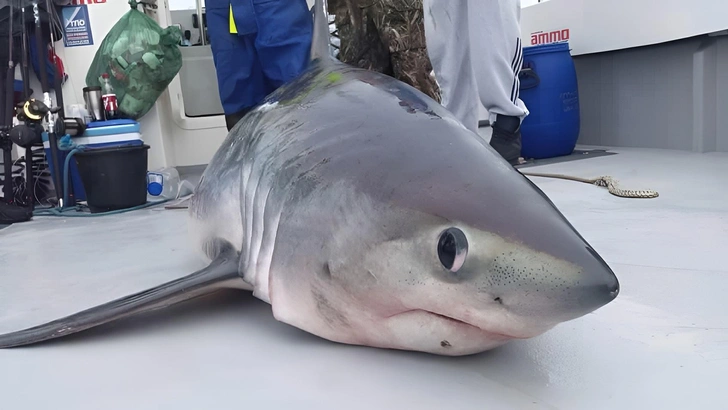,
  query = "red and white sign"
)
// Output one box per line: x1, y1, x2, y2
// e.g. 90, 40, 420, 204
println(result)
530, 29, 570, 46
